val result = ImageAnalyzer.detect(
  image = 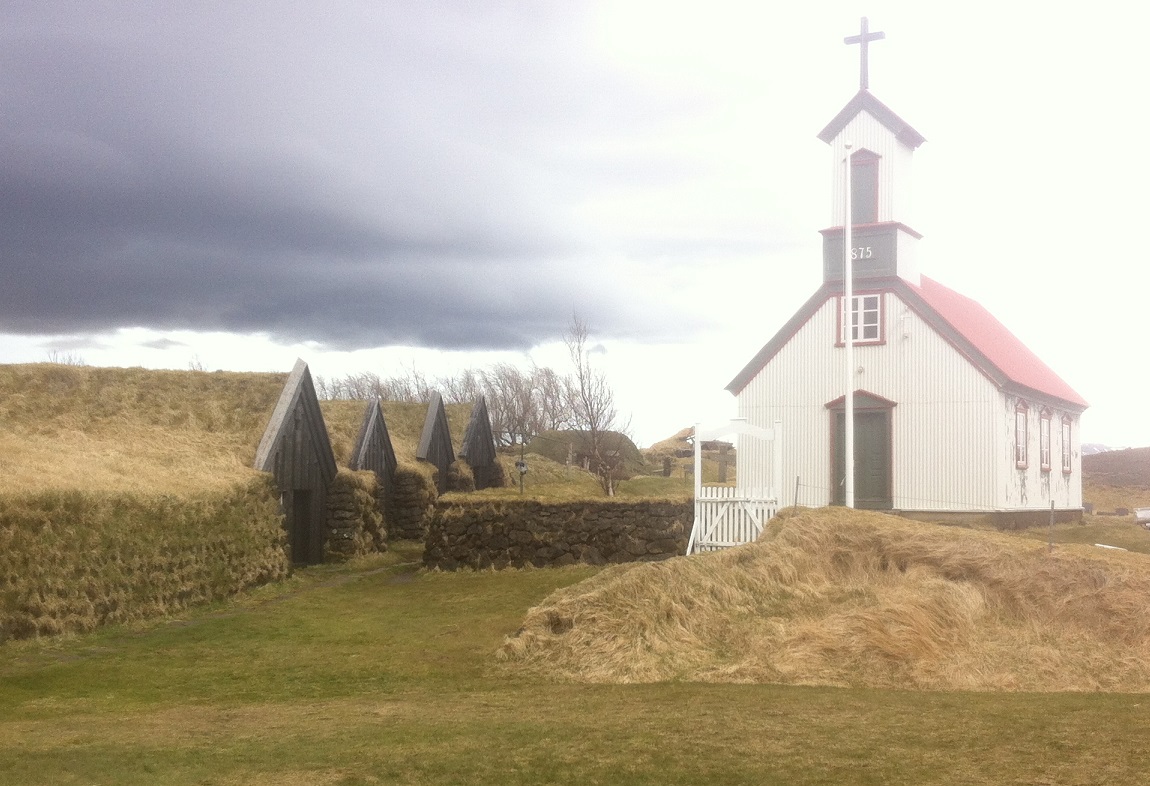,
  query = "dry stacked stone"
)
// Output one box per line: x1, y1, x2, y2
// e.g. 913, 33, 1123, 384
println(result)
324, 469, 384, 560
389, 462, 438, 540
424, 499, 691, 571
